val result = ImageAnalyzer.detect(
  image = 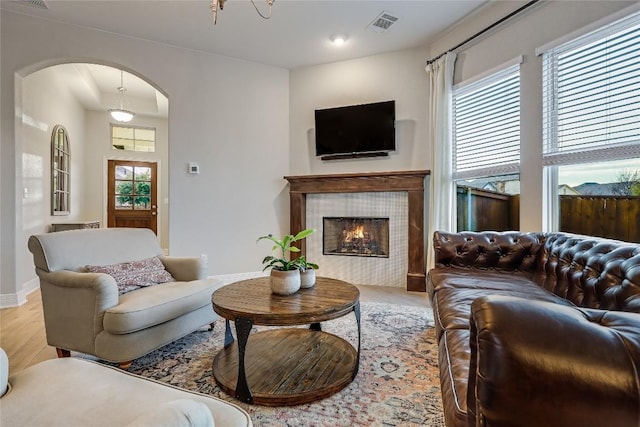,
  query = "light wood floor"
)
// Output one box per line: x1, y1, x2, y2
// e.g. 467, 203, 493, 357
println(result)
0, 285, 429, 374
